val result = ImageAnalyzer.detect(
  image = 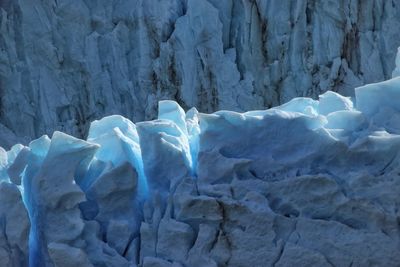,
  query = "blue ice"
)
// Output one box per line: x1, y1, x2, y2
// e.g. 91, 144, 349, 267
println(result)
2, 71, 400, 266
